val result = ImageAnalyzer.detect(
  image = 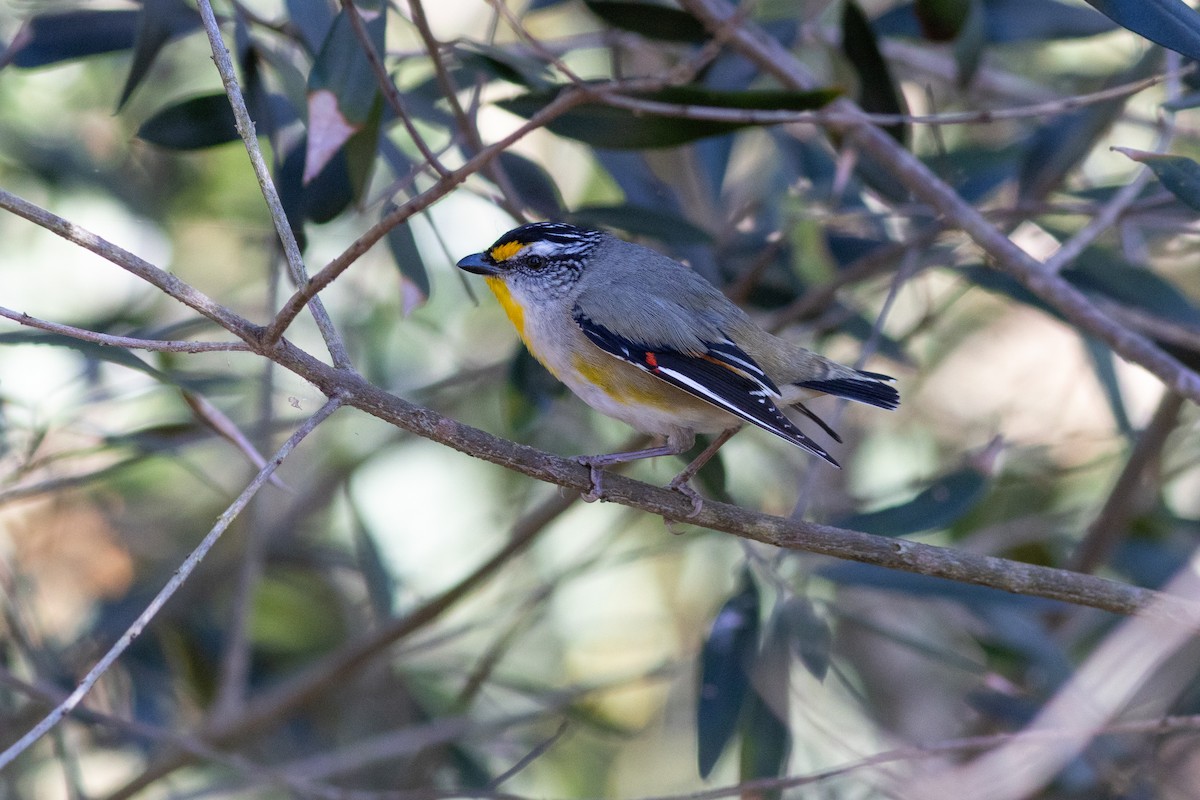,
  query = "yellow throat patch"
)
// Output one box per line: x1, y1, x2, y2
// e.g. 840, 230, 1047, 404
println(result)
482, 239, 529, 337
484, 275, 526, 339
